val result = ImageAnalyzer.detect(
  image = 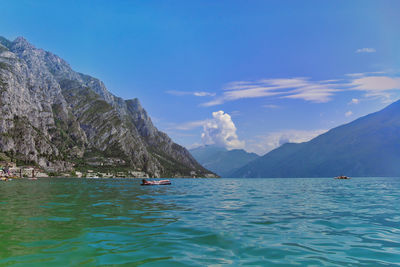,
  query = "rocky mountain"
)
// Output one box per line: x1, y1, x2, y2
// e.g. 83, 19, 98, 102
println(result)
190, 145, 259, 177
0, 36, 214, 178
232, 100, 400, 178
